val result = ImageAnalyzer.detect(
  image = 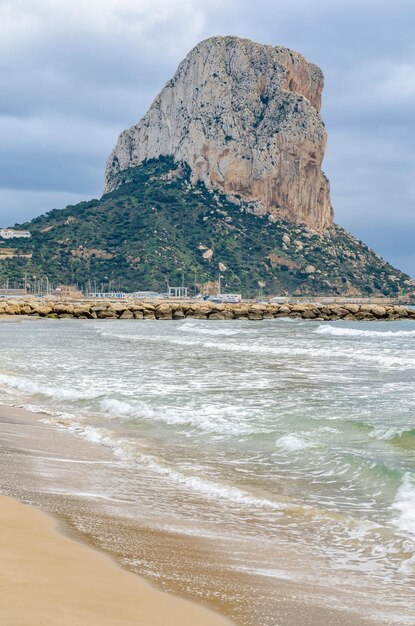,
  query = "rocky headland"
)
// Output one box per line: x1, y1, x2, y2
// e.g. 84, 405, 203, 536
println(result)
2, 37, 413, 297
